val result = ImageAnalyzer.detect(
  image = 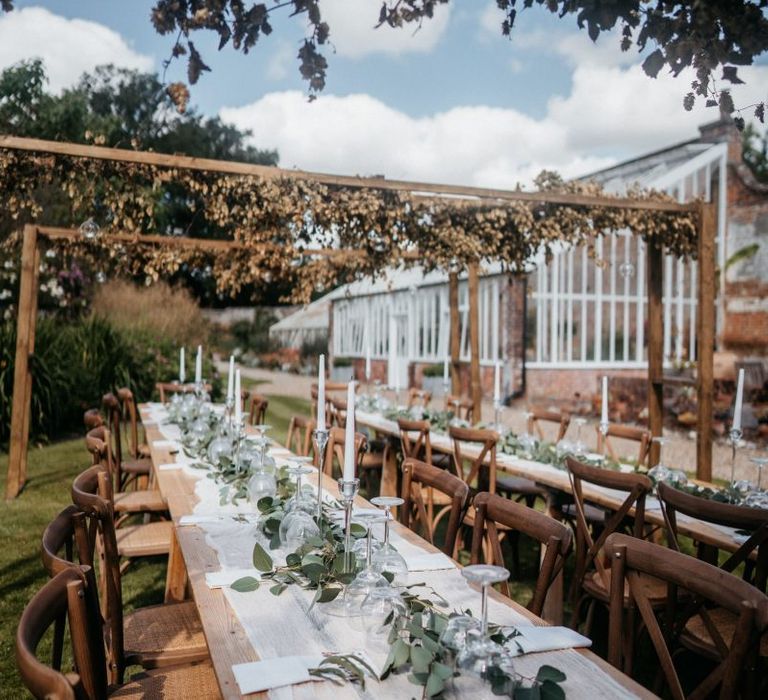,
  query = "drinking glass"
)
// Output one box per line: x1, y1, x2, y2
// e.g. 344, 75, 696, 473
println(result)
370, 496, 408, 582
456, 565, 515, 678
750, 455, 768, 491
283, 457, 316, 514
648, 436, 671, 484
572, 417, 588, 457
279, 464, 320, 548
518, 411, 538, 454
360, 587, 407, 651
440, 614, 481, 654
344, 513, 390, 621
